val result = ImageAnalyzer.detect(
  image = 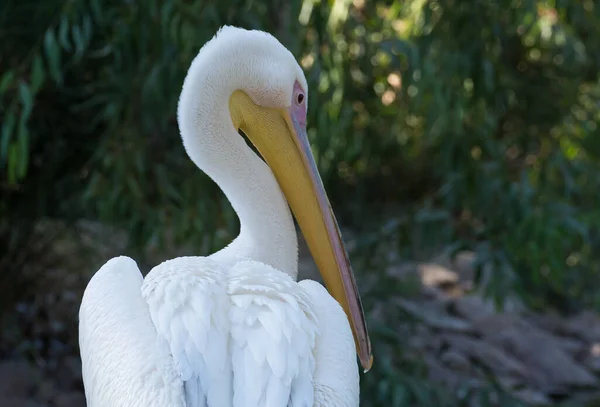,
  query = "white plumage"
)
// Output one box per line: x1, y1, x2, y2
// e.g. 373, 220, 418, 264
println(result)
79, 25, 364, 407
